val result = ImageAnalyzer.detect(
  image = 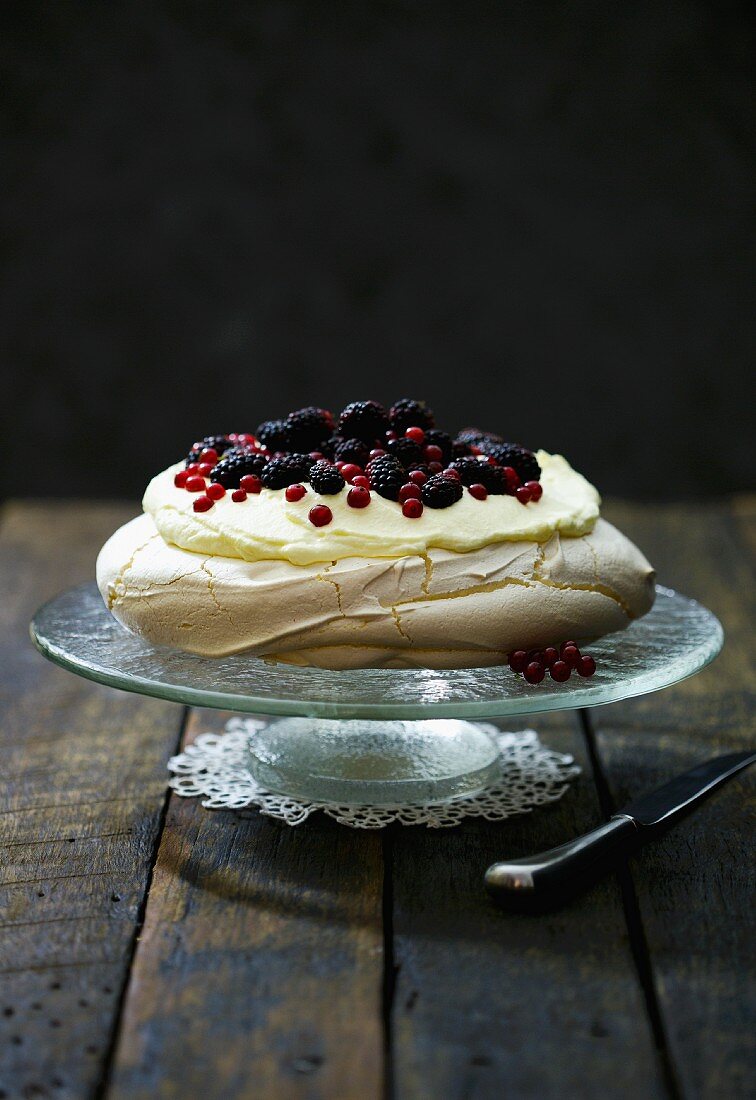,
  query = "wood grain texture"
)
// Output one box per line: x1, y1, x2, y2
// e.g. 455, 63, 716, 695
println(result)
389, 713, 669, 1100
107, 709, 385, 1100
0, 502, 185, 1100
591, 500, 756, 1100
